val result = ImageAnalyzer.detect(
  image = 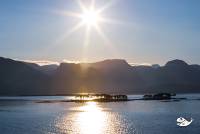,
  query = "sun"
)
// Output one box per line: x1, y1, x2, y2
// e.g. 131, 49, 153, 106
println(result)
81, 9, 100, 26
55, 0, 120, 37
53, 0, 122, 61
